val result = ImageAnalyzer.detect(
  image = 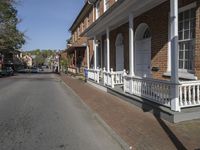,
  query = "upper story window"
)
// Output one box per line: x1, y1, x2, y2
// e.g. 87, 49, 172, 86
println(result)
77, 27, 80, 38
87, 16, 90, 27
81, 22, 84, 32
83, 22, 85, 31
89, 11, 93, 24
74, 32, 77, 41
104, 0, 110, 12
96, 1, 100, 19
178, 4, 196, 71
